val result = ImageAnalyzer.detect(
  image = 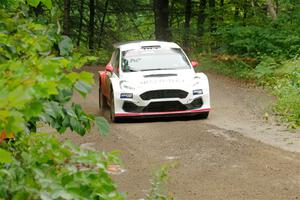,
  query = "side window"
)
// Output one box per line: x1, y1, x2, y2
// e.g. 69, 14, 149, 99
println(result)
113, 49, 120, 76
